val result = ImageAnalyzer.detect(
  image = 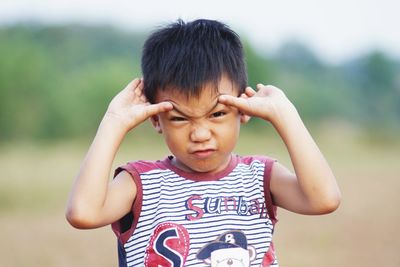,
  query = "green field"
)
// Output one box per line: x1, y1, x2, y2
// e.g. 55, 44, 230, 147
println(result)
1, 125, 399, 266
